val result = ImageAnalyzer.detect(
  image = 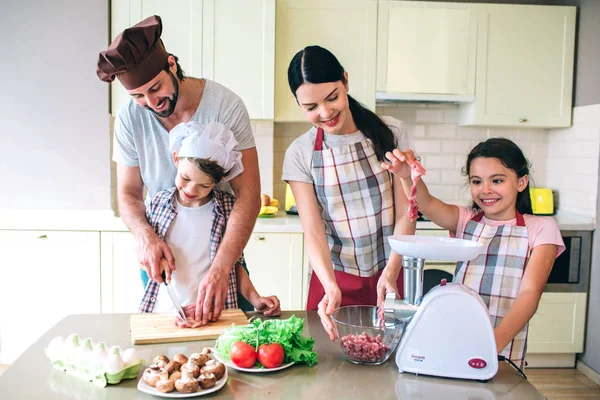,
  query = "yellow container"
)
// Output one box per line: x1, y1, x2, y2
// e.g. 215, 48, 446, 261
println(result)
530, 188, 554, 215
285, 184, 298, 215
